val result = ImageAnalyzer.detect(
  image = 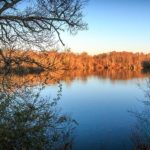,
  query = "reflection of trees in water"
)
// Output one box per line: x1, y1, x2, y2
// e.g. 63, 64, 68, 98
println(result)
1, 68, 150, 150
0, 69, 150, 90
131, 79, 150, 150
0, 74, 76, 150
